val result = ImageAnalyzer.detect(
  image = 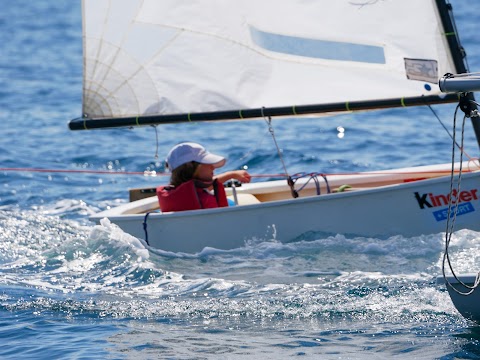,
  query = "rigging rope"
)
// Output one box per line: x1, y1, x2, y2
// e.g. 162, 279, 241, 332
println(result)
3, 167, 476, 179
427, 103, 474, 160
262, 108, 298, 198
442, 101, 480, 296
0, 167, 154, 175
290, 173, 331, 195
151, 125, 159, 159
143, 212, 152, 246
